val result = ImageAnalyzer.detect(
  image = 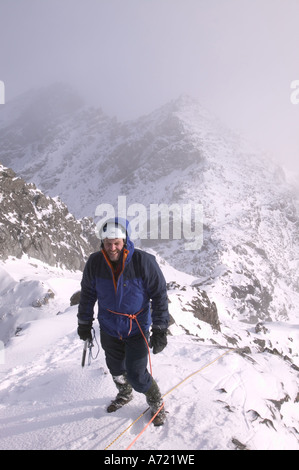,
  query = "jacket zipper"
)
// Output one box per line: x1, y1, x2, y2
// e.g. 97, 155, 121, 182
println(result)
102, 248, 129, 294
